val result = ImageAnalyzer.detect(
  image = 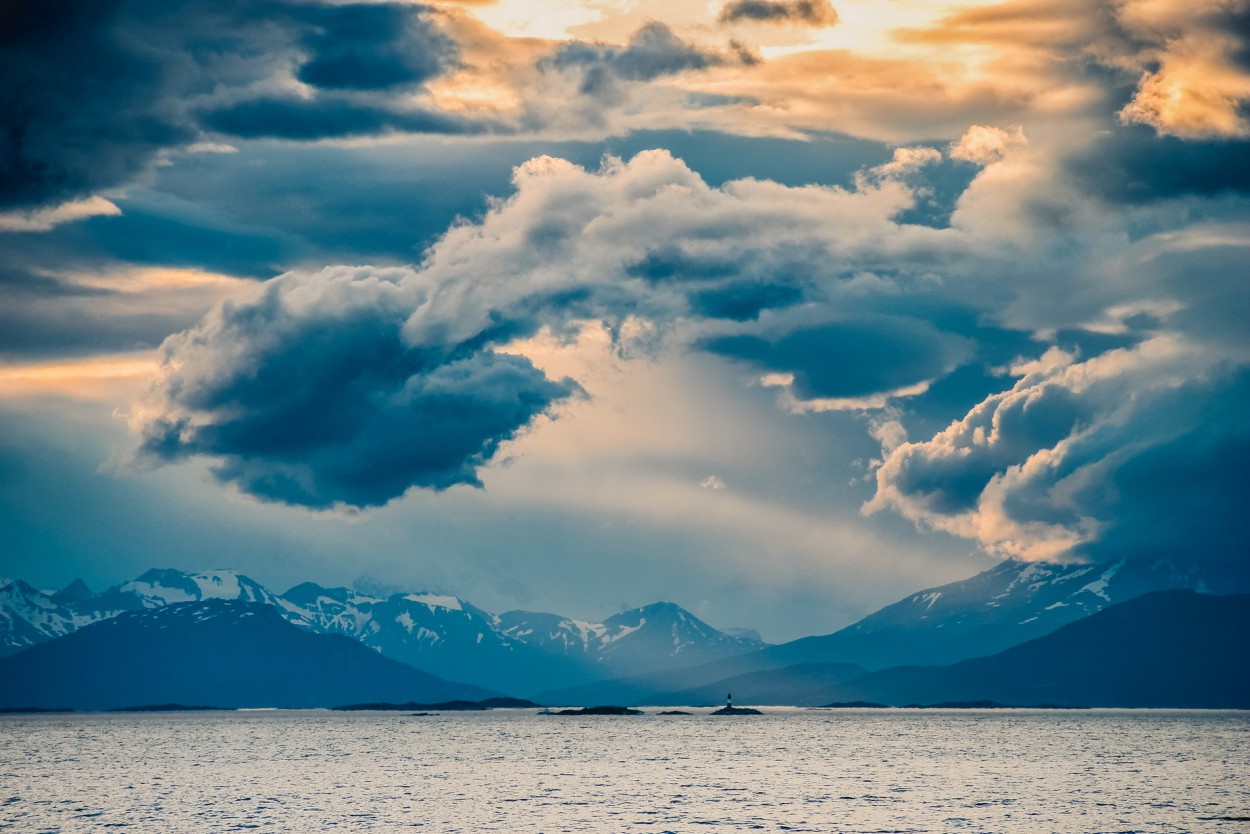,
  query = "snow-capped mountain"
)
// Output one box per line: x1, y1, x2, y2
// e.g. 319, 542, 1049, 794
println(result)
279, 588, 765, 694
0, 556, 1229, 698
766, 555, 1221, 670
0, 599, 495, 710
0, 580, 77, 658
0, 568, 764, 696
121, 568, 283, 608
277, 583, 582, 693
63, 568, 285, 628
277, 582, 382, 632
497, 601, 766, 680
0, 569, 293, 657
